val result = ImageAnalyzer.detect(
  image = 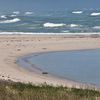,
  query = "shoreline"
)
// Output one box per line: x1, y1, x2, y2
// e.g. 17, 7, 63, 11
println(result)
0, 32, 100, 36
0, 34, 100, 90
17, 49, 100, 90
